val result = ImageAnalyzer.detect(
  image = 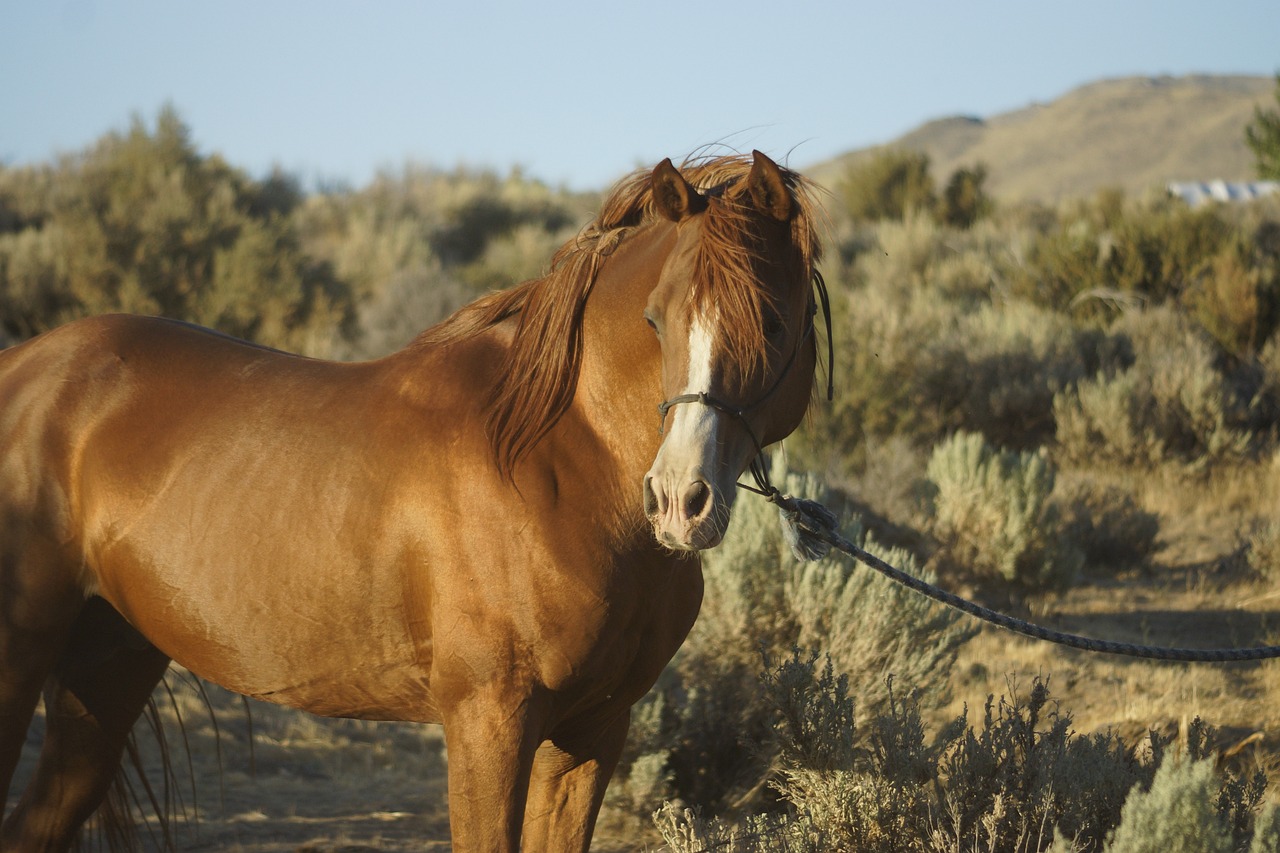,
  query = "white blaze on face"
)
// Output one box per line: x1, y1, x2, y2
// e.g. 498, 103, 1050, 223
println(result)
645, 308, 741, 550
662, 312, 720, 462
